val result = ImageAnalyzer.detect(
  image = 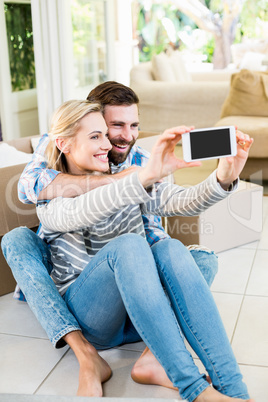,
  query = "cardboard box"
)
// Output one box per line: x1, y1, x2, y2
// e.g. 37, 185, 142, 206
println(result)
0, 136, 39, 296
166, 180, 263, 253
